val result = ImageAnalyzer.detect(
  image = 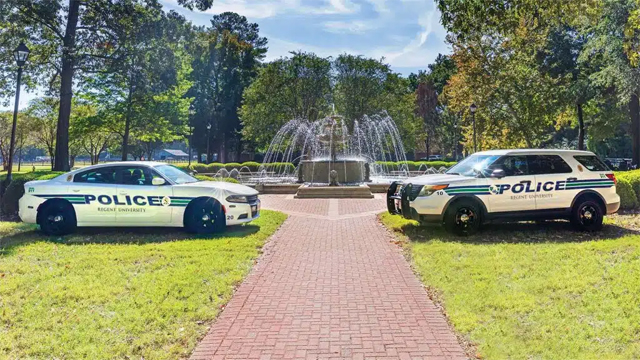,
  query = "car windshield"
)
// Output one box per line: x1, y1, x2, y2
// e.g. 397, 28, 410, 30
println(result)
446, 155, 501, 177
154, 165, 198, 184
